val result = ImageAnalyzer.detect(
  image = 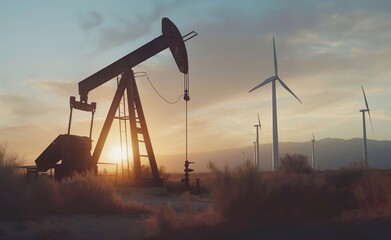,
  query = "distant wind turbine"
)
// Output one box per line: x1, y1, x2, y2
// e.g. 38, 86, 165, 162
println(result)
253, 141, 257, 166
249, 37, 302, 173
360, 85, 373, 168
241, 151, 245, 168
254, 113, 261, 169
311, 133, 316, 170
